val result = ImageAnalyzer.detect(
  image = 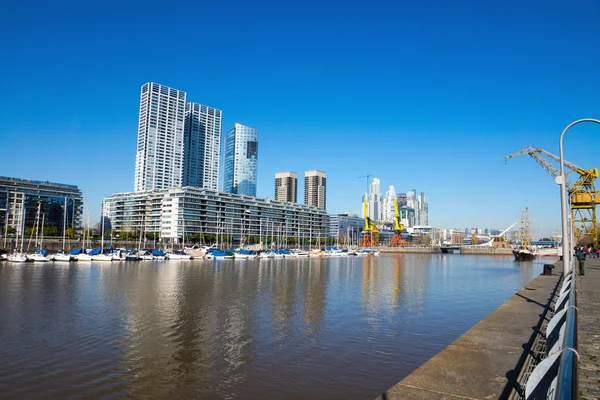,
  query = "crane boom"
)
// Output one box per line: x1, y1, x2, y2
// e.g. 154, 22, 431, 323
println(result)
506, 145, 600, 247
